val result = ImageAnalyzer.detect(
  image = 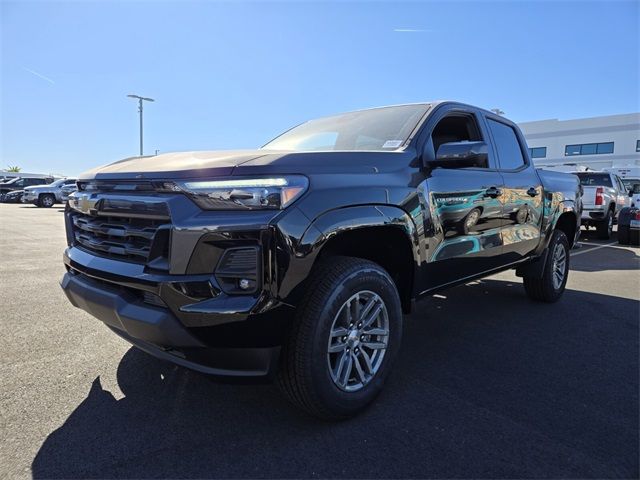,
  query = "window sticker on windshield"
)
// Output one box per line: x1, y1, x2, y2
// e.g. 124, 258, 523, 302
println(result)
383, 140, 403, 149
